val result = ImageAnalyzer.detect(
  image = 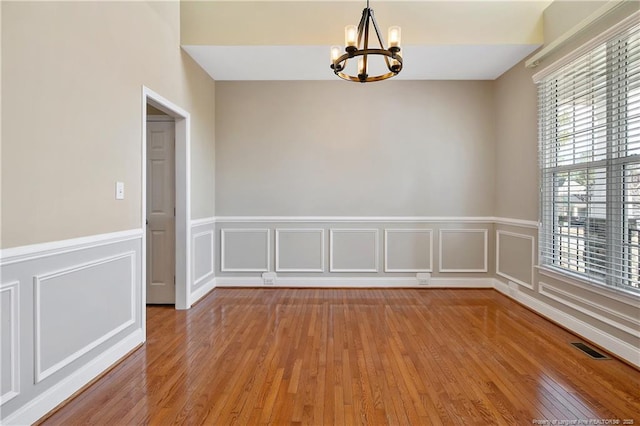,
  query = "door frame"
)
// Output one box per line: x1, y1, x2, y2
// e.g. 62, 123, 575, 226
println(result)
142, 86, 191, 320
